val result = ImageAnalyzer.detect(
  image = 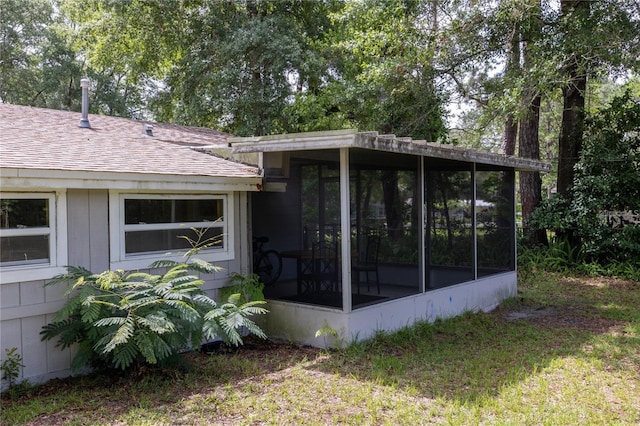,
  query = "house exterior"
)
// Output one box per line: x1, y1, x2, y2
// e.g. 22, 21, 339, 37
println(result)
228, 130, 550, 347
0, 103, 261, 386
1, 103, 549, 388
